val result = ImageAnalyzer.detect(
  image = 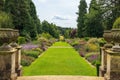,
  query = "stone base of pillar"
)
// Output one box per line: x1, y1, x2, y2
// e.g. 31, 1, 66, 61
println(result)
0, 71, 11, 80
11, 73, 17, 80
104, 73, 110, 80
99, 66, 106, 77
105, 72, 120, 80
16, 66, 22, 76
